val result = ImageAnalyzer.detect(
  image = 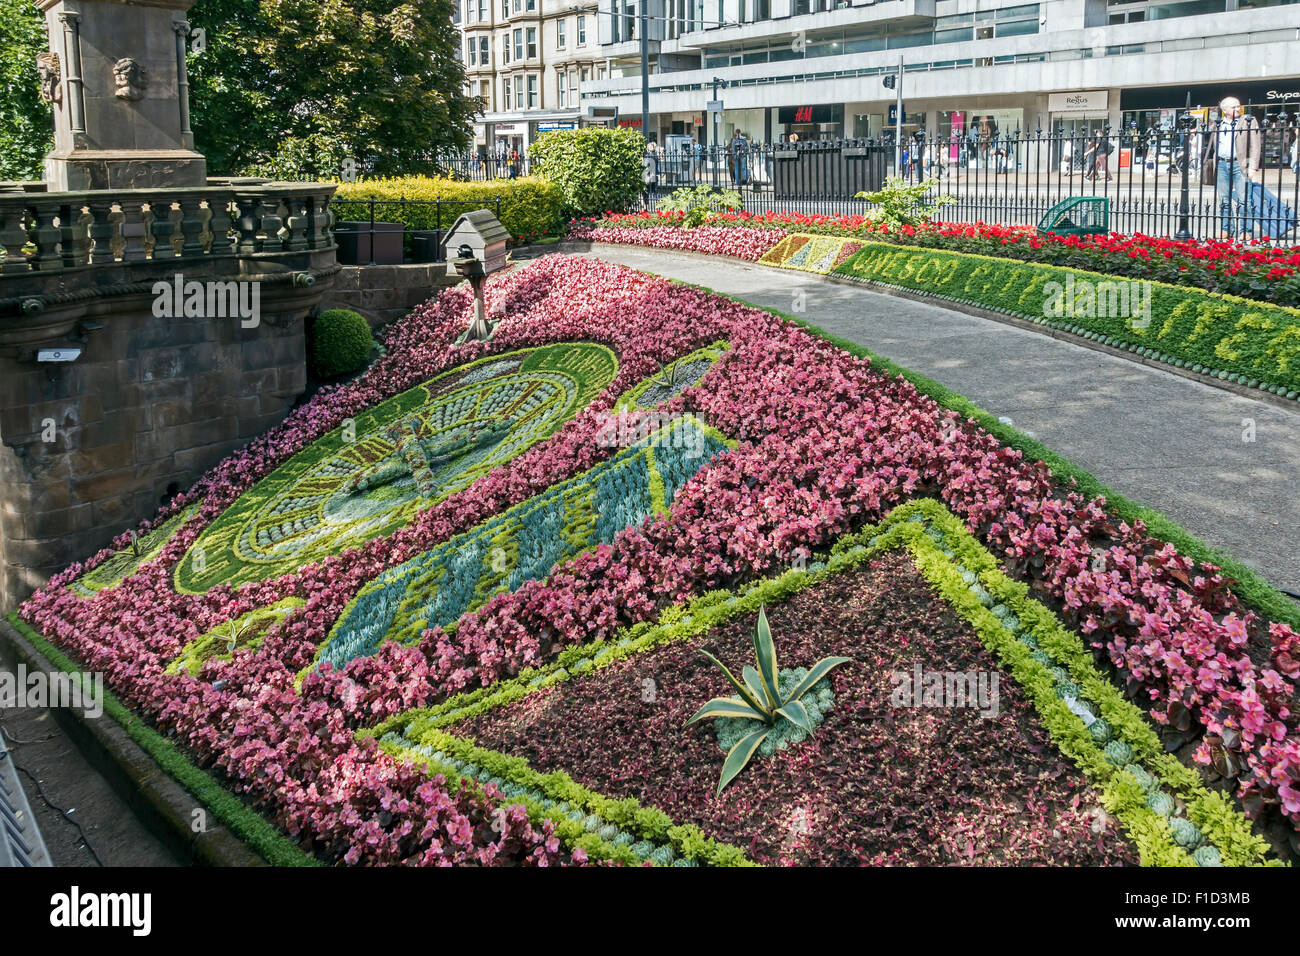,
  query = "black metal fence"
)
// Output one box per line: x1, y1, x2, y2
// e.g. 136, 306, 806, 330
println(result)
445, 154, 535, 181
329, 197, 503, 265
629, 124, 1300, 242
